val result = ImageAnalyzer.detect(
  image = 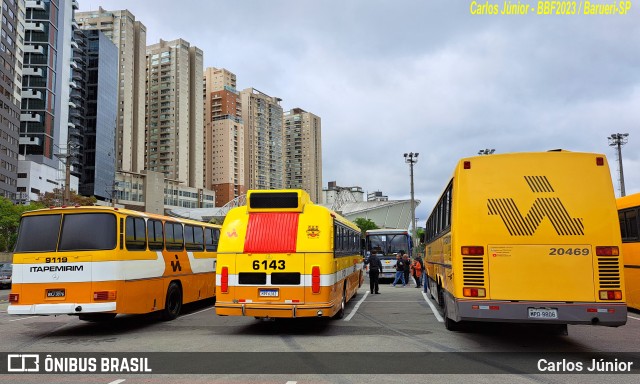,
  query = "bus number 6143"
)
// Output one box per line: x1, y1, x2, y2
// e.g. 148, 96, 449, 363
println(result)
252, 260, 286, 270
